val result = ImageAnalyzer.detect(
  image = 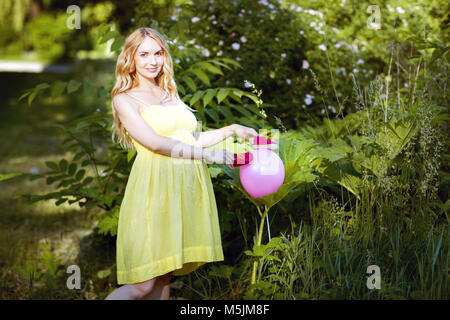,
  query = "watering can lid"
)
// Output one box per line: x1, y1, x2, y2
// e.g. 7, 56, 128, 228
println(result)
252, 135, 277, 147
